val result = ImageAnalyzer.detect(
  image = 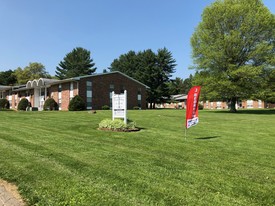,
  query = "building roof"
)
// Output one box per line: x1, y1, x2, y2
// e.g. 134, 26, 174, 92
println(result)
171, 94, 187, 101
45, 71, 150, 89
0, 85, 12, 91
0, 85, 26, 92
1, 71, 150, 91
26, 78, 60, 88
